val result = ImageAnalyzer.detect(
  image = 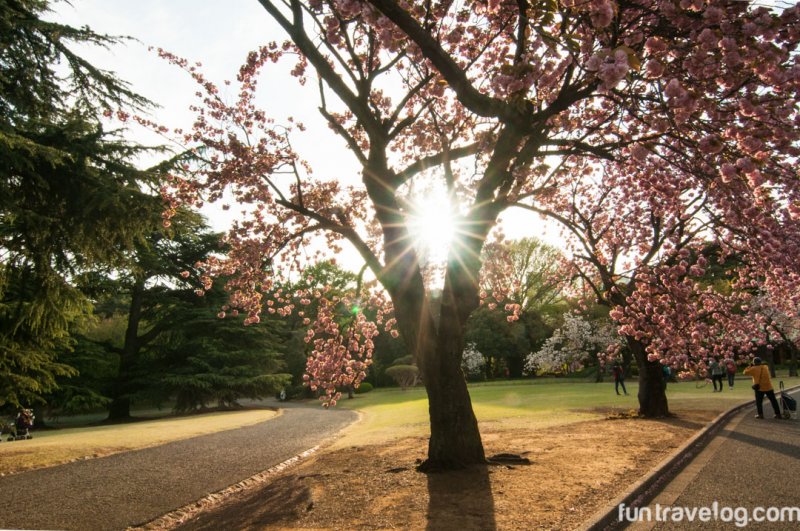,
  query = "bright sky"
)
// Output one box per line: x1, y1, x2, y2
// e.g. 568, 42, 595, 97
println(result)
52, 0, 564, 271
